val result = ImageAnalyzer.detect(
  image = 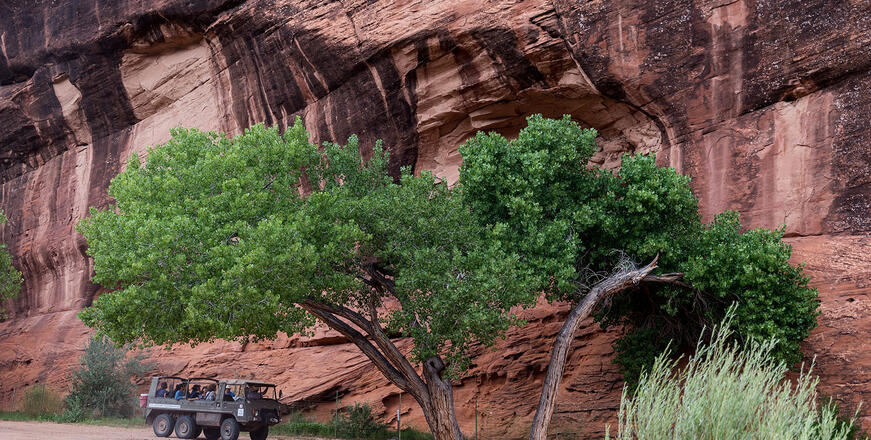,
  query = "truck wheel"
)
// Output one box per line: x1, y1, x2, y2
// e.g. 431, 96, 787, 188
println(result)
220, 418, 240, 440
204, 427, 221, 440
249, 426, 268, 440
175, 415, 197, 439
153, 413, 174, 437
